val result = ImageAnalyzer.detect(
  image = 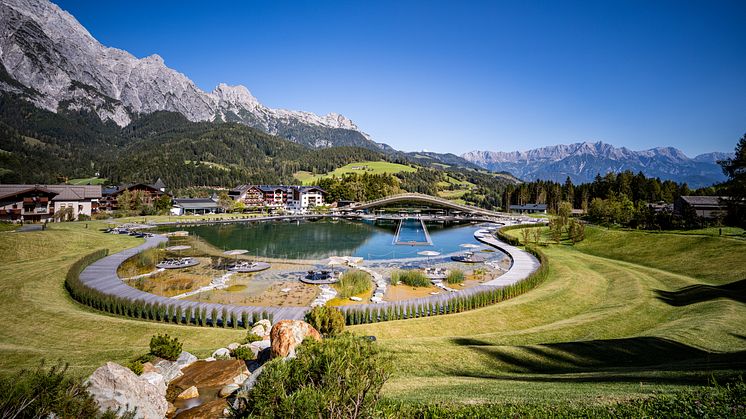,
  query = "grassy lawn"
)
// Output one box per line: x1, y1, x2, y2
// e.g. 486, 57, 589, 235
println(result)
0, 221, 244, 375
1, 221, 744, 407
66, 177, 107, 185
352, 226, 746, 404
294, 161, 417, 184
